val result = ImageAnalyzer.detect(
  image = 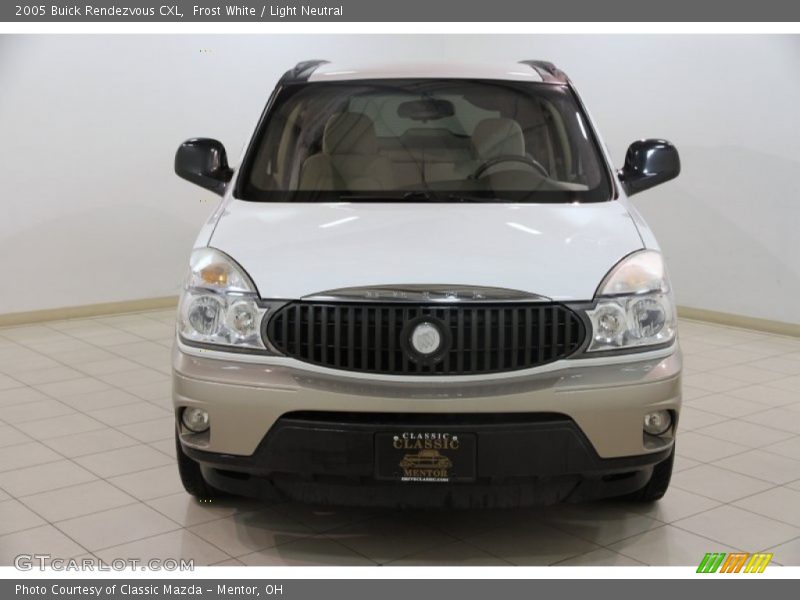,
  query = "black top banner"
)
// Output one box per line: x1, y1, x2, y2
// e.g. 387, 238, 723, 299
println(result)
4, 0, 800, 22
